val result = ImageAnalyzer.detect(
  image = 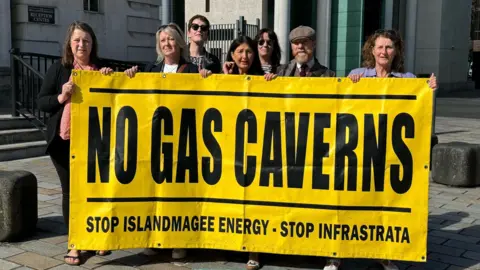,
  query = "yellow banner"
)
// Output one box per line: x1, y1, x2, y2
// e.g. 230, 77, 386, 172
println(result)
70, 71, 431, 262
